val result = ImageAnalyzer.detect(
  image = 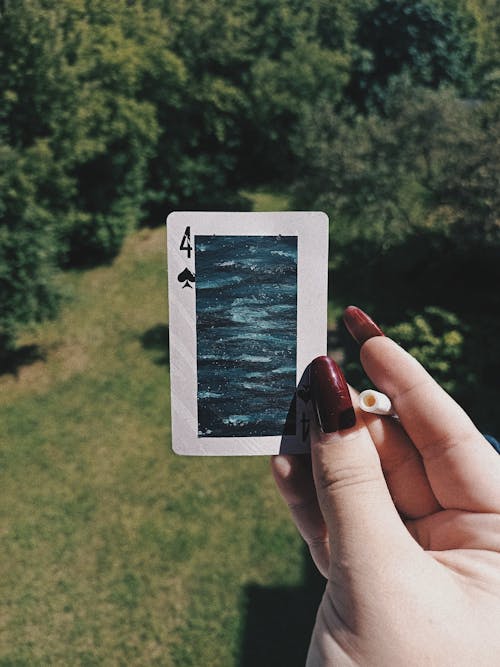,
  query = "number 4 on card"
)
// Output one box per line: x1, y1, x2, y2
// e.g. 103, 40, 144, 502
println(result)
180, 226, 192, 258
